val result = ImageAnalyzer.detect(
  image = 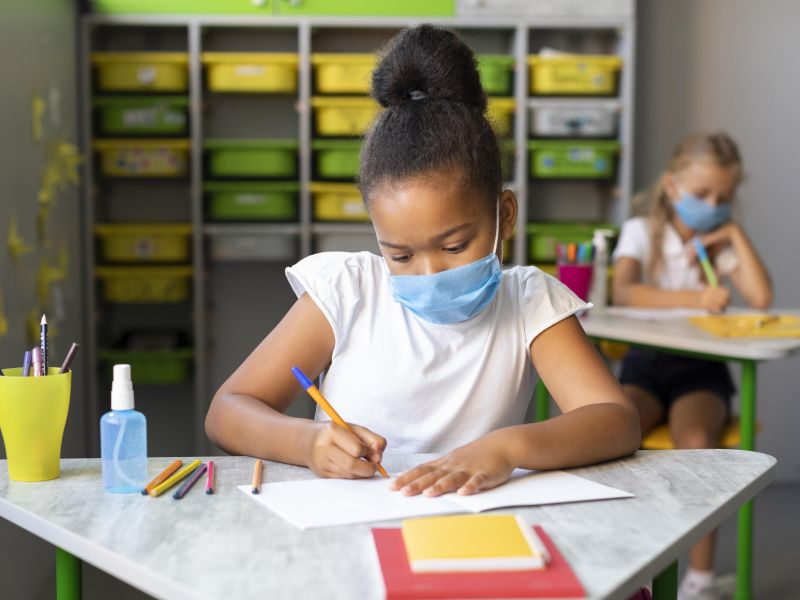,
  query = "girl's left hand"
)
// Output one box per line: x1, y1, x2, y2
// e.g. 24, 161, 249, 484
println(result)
389, 433, 515, 497
687, 222, 738, 263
